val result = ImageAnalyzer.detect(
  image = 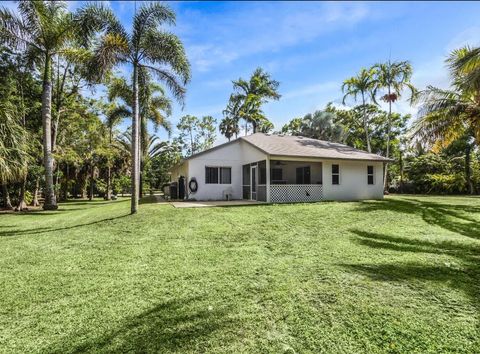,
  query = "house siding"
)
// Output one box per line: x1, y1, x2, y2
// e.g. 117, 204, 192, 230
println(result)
322, 160, 384, 201
185, 140, 267, 200
169, 138, 385, 202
